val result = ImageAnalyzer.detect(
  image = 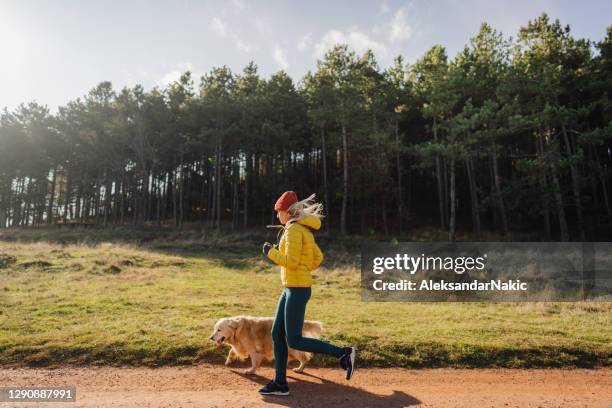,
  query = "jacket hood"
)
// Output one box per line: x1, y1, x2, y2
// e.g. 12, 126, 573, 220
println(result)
296, 214, 321, 230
